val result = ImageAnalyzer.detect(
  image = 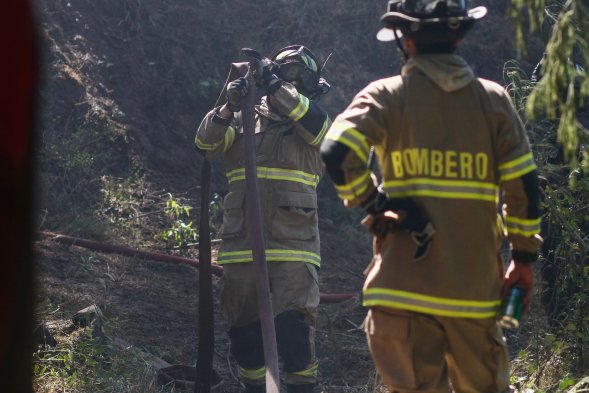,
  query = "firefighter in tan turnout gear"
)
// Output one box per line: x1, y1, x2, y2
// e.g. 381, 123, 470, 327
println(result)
196, 45, 331, 393
320, 1, 543, 391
